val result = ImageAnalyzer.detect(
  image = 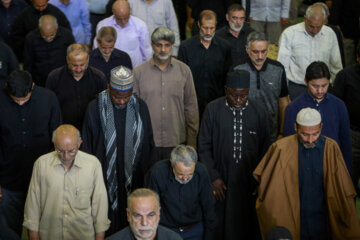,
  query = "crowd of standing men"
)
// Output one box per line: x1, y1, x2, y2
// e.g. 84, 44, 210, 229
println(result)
0, 0, 360, 239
